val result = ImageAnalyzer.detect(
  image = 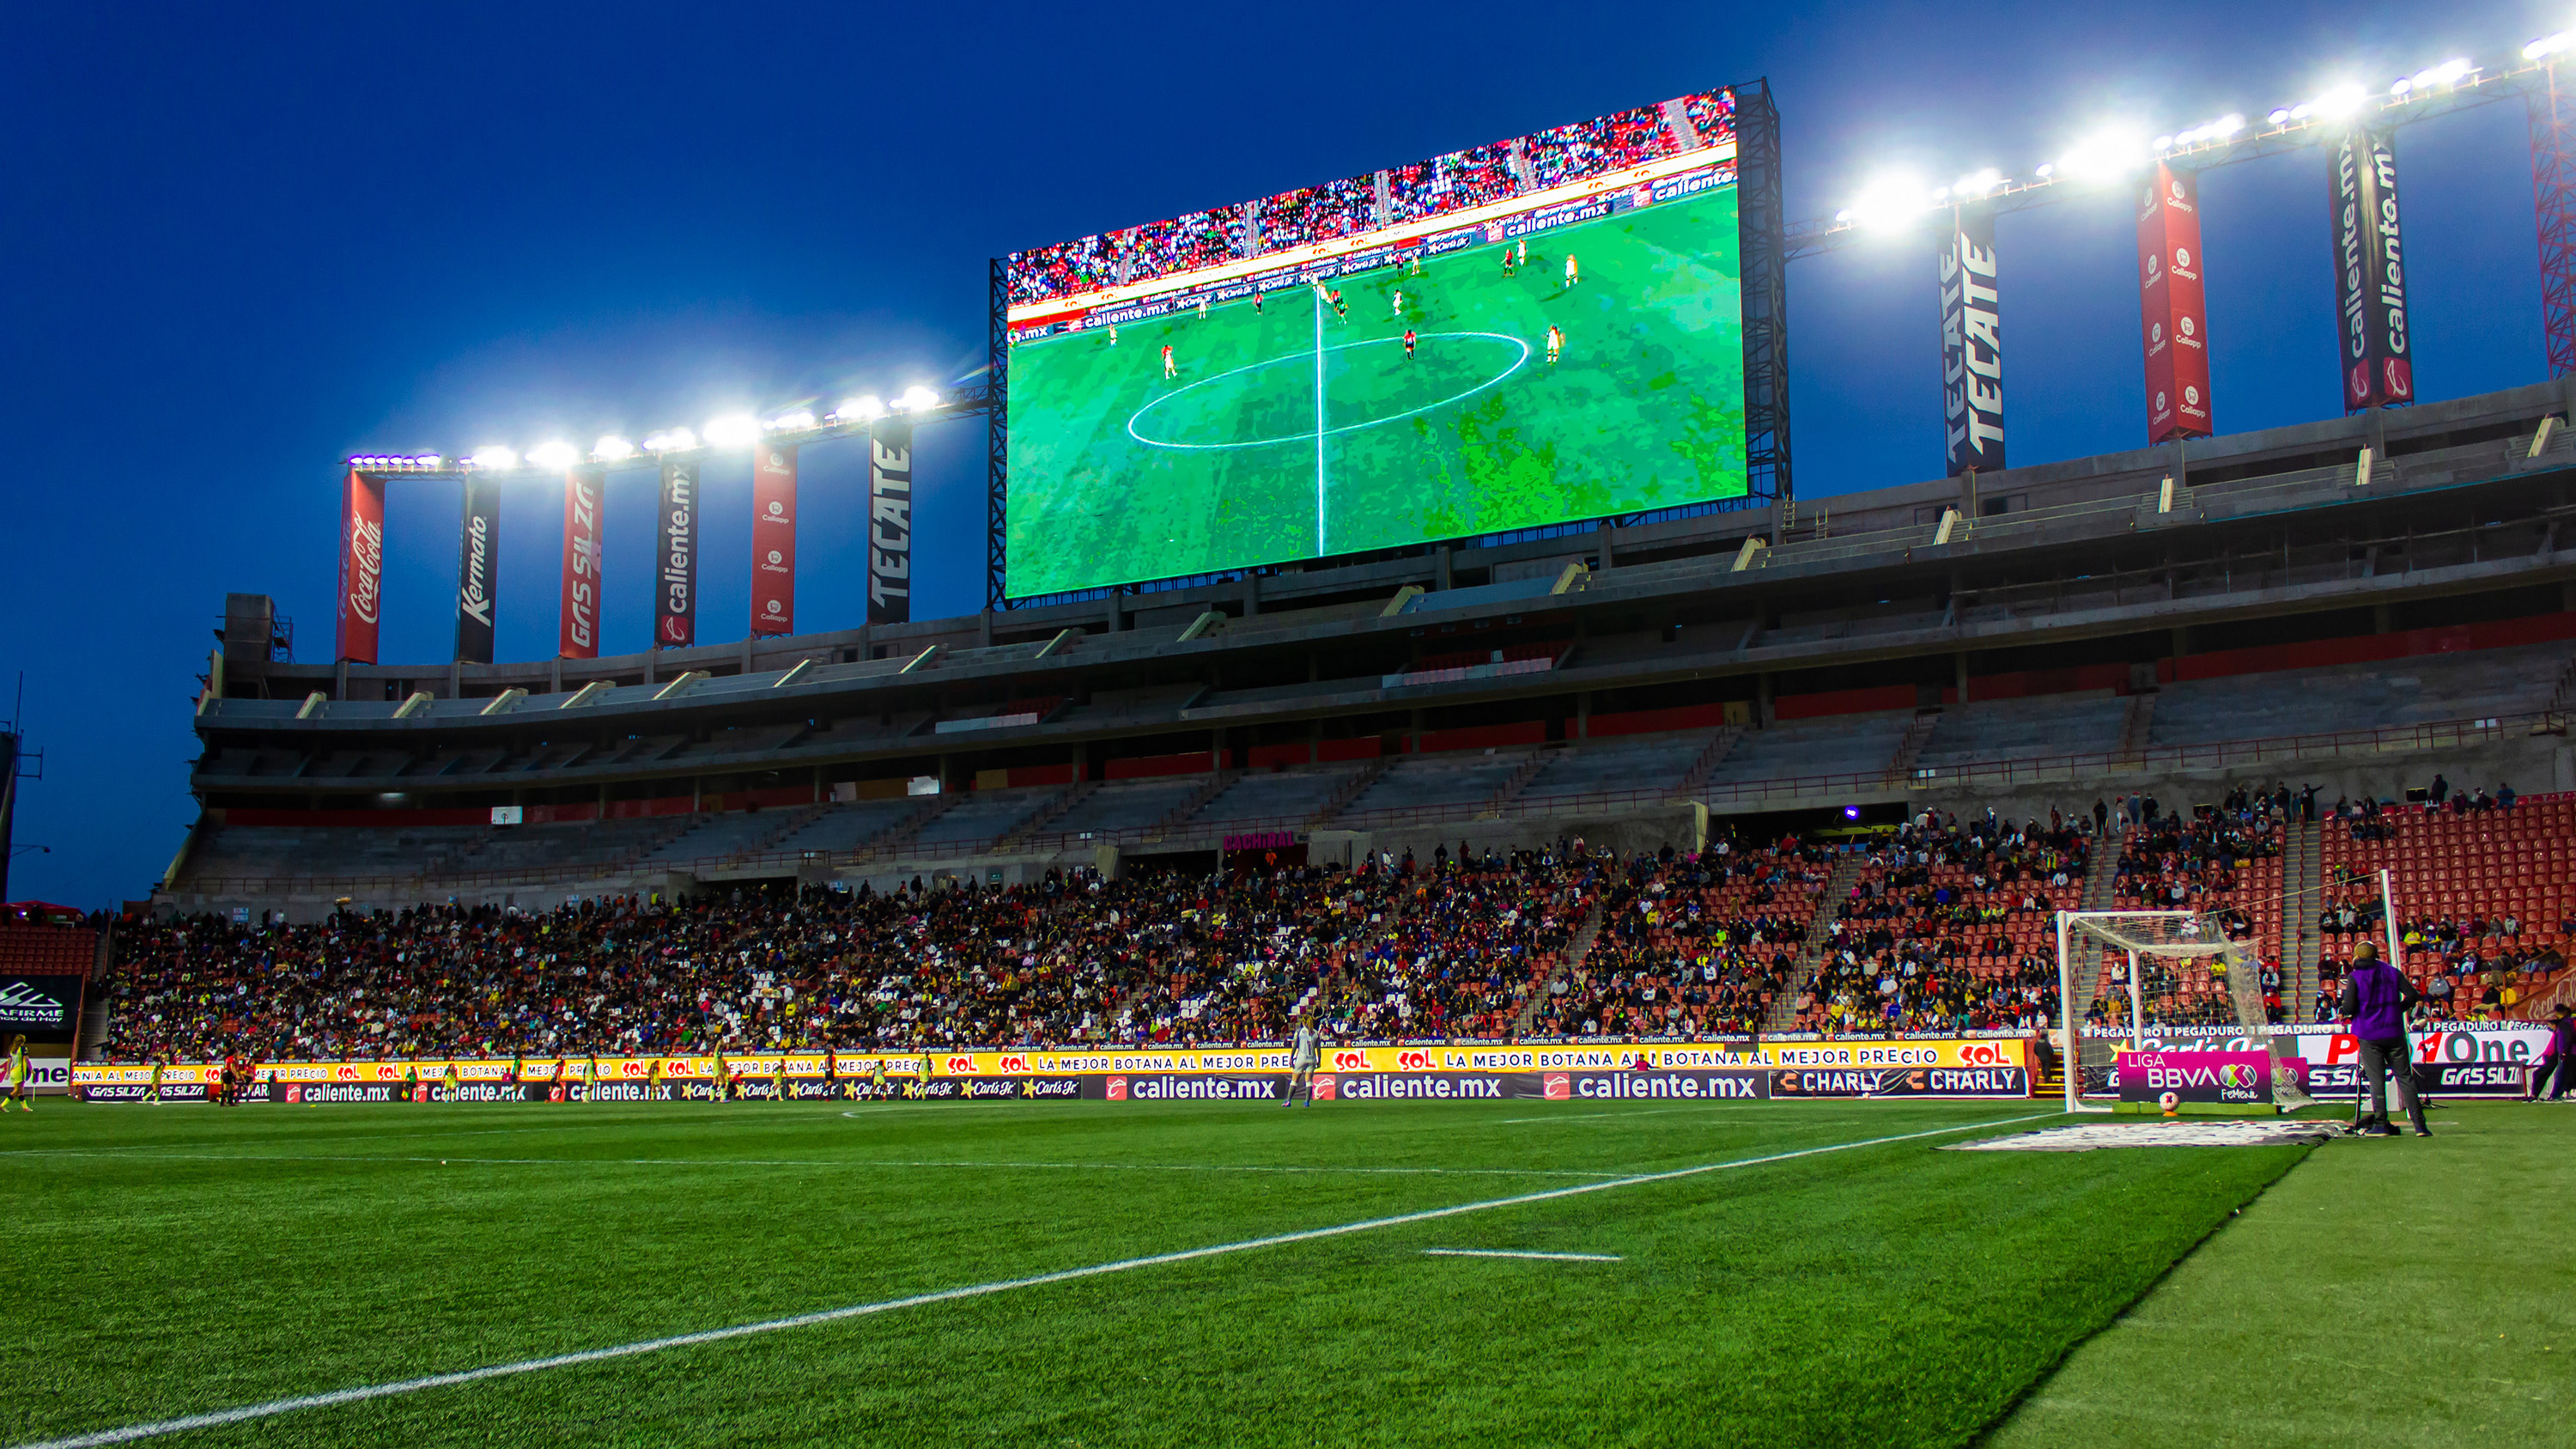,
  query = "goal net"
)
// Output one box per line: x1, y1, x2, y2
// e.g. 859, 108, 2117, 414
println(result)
2054, 910, 2310, 1112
